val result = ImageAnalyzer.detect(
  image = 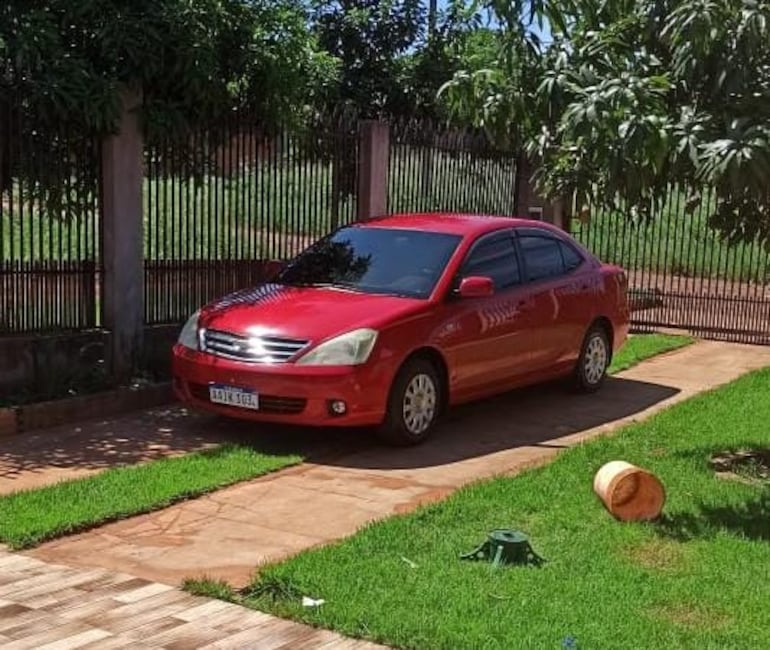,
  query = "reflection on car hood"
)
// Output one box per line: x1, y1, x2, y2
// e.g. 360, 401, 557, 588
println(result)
200, 283, 424, 342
